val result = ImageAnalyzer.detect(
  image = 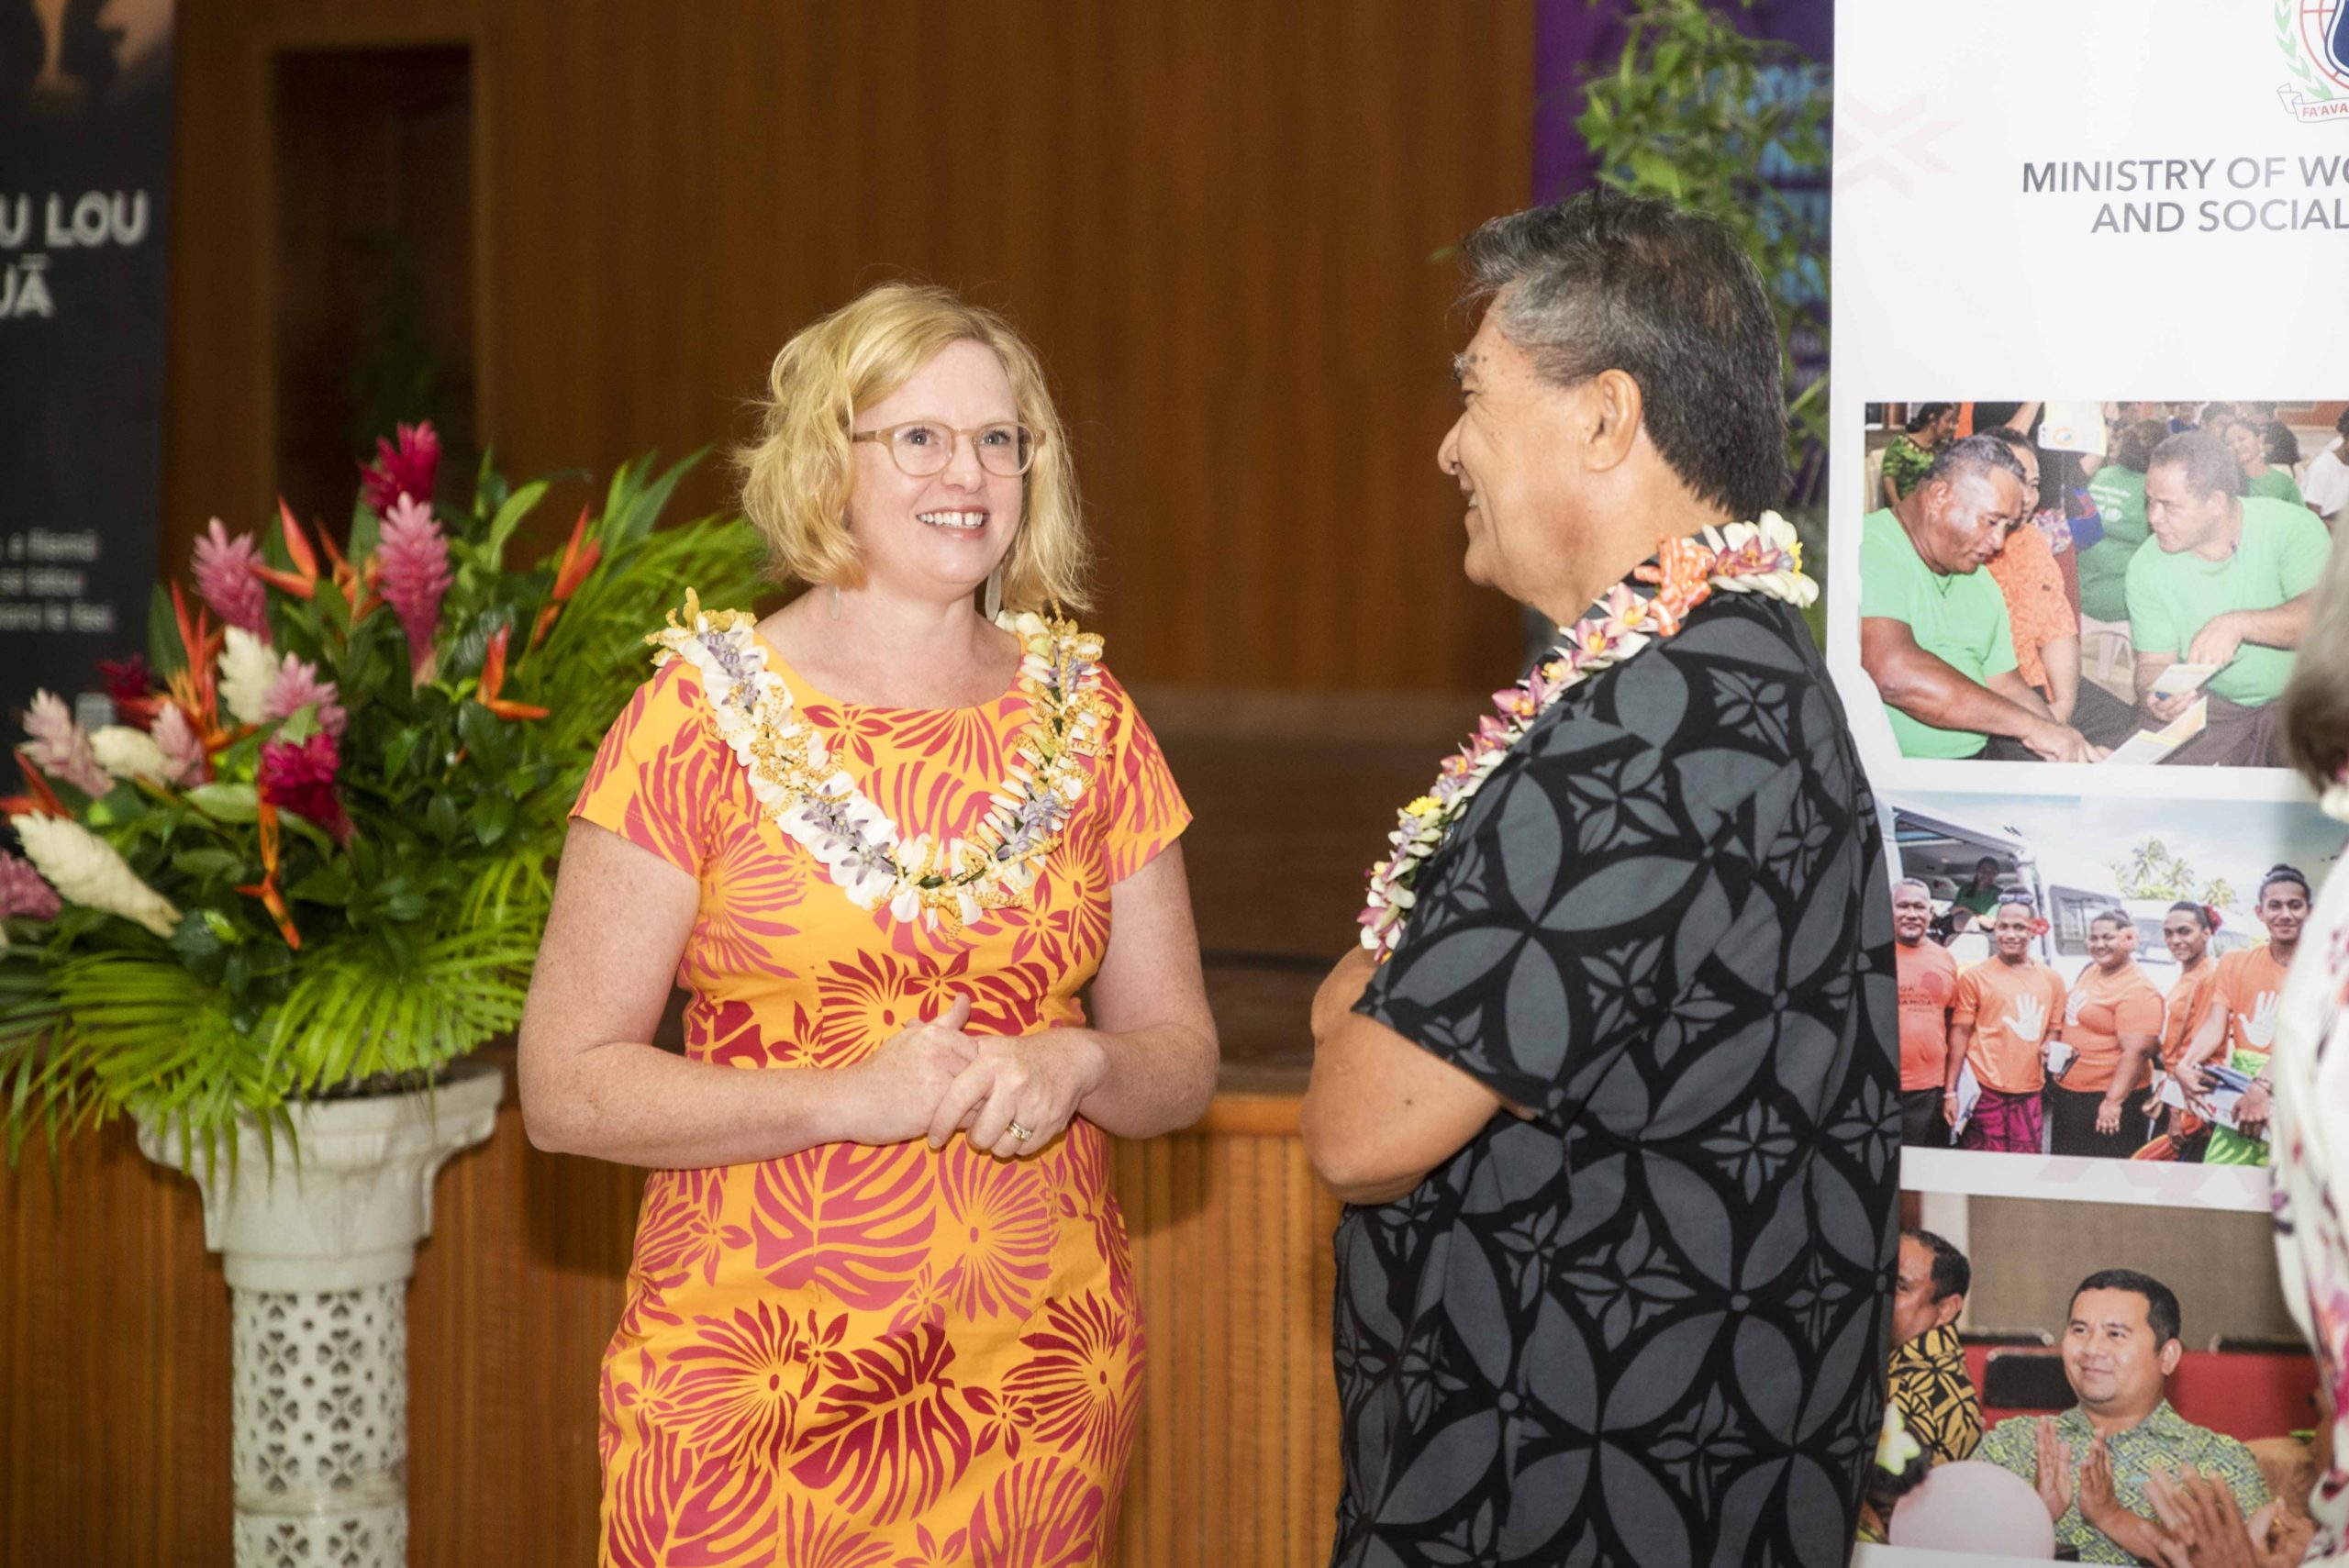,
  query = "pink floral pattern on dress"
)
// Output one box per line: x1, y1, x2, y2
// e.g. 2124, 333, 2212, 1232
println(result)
572, 635, 1187, 1566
